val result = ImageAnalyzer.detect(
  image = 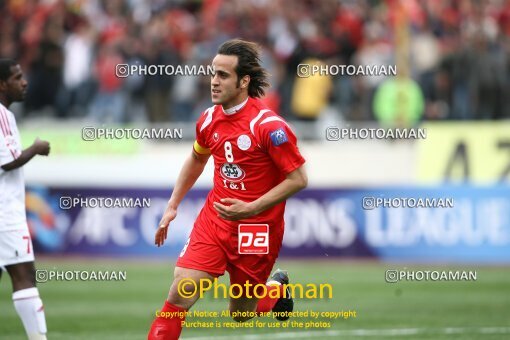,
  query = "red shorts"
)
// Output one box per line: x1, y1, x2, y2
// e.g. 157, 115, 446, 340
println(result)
176, 211, 284, 285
